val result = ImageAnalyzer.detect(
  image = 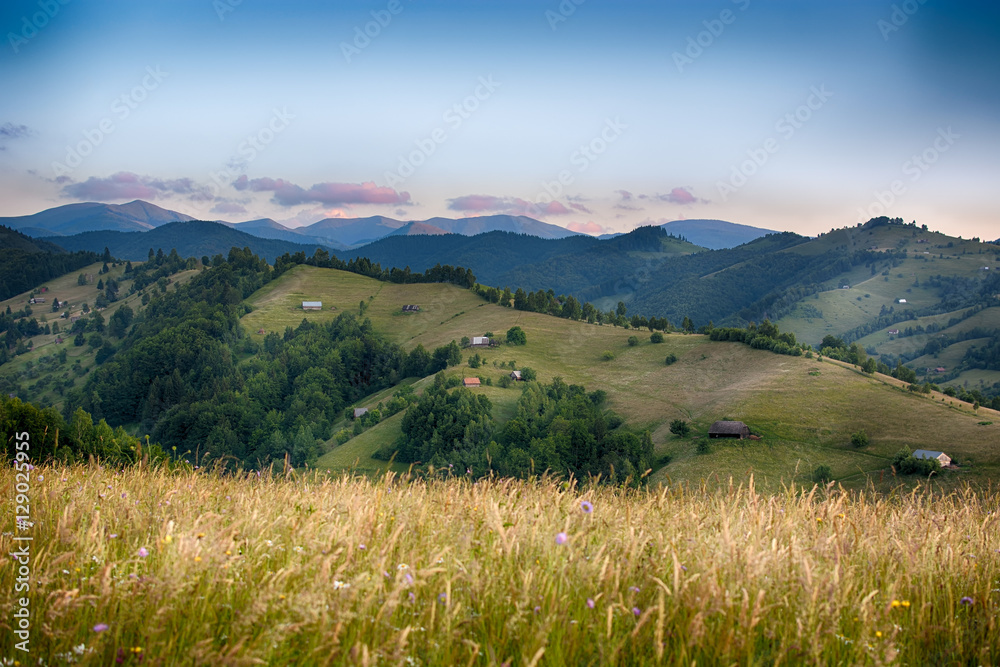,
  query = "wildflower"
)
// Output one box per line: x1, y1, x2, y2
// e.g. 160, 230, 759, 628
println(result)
587, 598, 595, 609
405, 573, 413, 584
398, 563, 409, 570
197, 533, 205, 539
581, 500, 594, 514
193, 556, 202, 562
265, 540, 273, 547
534, 606, 541, 613
816, 517, 822, 523
359, 544, 366, 550
92, 623, 109, 633
164, 535, 173, 544
137, 547, 148, 558
837, 513, 845, 519
293, 546, 304, 554
73, 644, 86, 655
630, 586, 640, 593
556, 532, 568, 545
632, 607, 641, 616
891, 600, 901, 608
409, 592, 415, 603
333, 580, 350, 590
109, 534, 118, 539
901, 600, 910, 607
960, 596, 974, 606
875, 631, 882, 638
439, 593, 447, 604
